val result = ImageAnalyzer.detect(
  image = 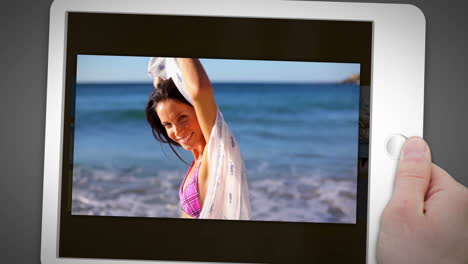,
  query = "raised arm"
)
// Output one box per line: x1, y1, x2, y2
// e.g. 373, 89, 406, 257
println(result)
176, 58, 217, 144
176, 58, 218, 209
